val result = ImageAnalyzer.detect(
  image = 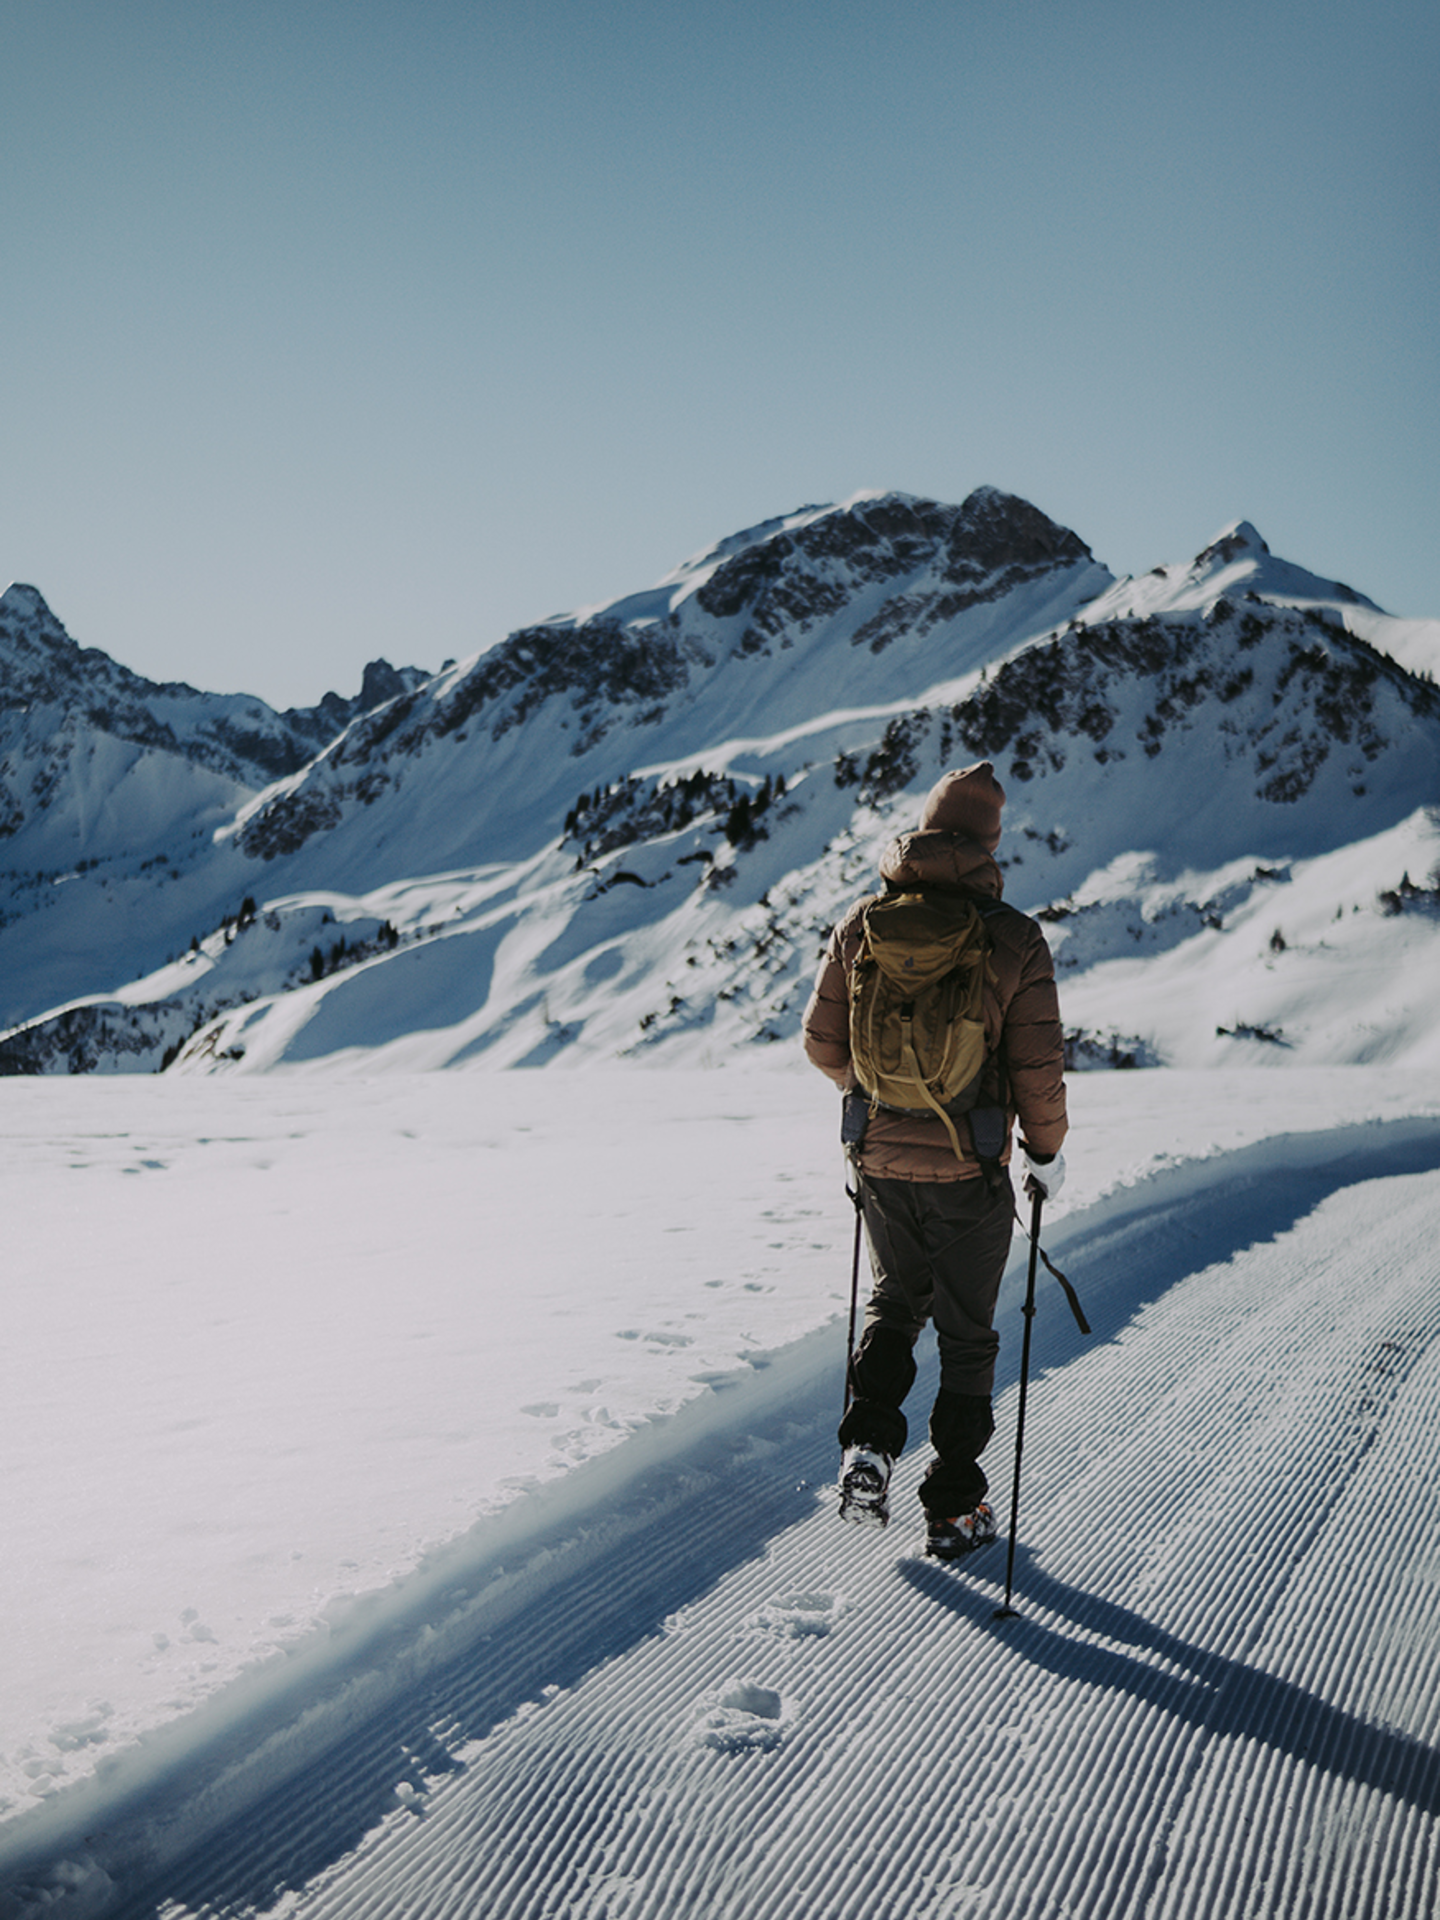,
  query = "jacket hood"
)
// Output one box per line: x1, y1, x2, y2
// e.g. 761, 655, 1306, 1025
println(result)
880, 829, 1004, 899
